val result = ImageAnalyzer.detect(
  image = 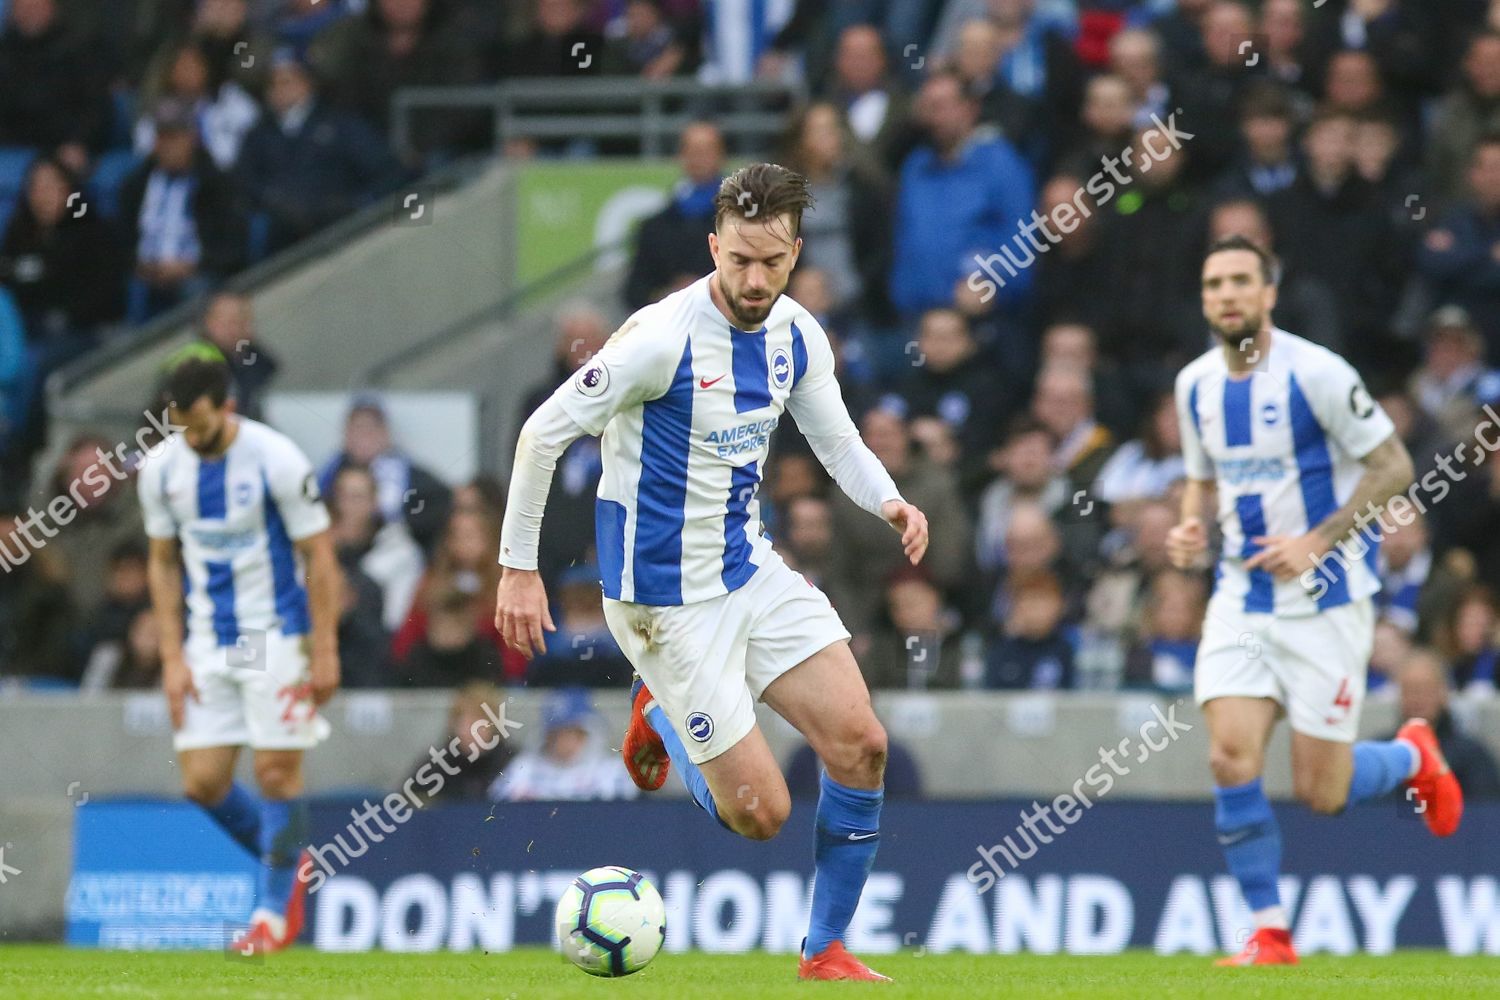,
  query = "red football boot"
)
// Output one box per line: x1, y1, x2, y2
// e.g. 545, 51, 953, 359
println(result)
1398, 718, 1464, 837
1216, 927, 1299, 966
622, 676, 669, 791
229, 913, 288, 956
798, 940, 893, 982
